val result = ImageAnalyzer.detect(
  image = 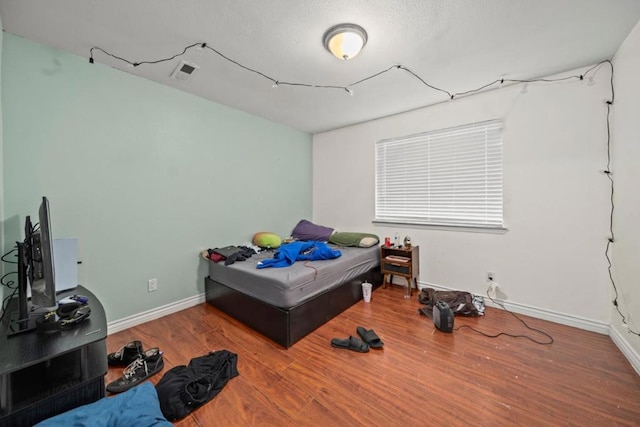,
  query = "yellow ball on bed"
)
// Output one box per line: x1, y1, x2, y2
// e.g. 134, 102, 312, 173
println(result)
252, 232, 282, 249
